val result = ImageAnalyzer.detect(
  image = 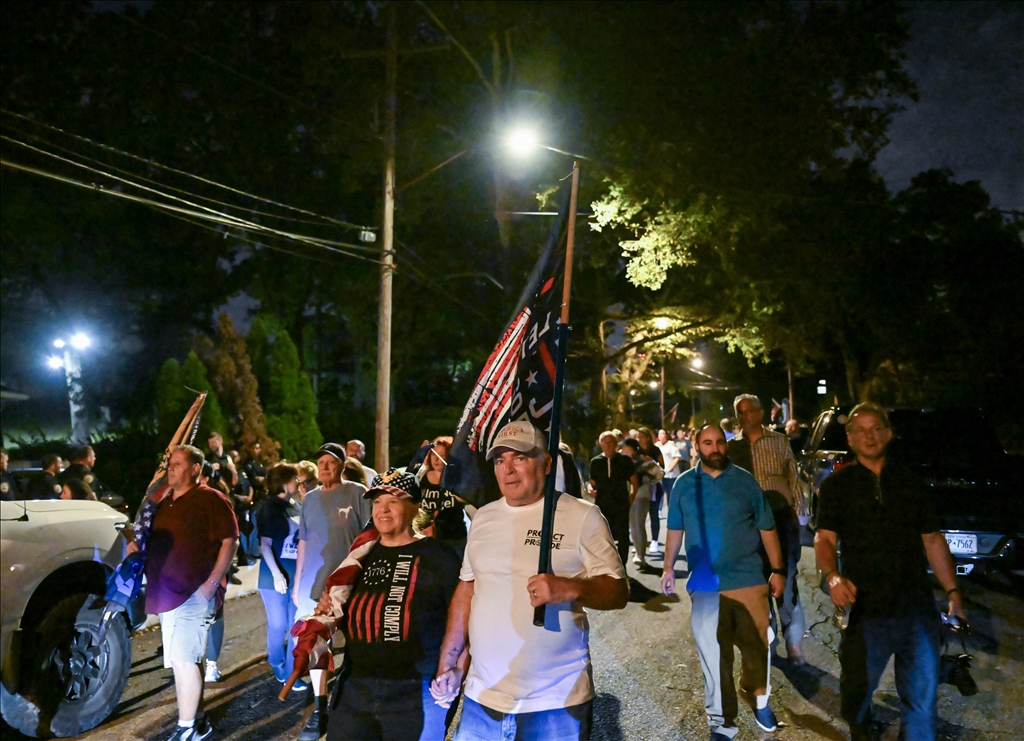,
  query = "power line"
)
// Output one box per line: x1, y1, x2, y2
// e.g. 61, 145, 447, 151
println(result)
0, 121, 359, 231
0, 157, 382, 265
0, 109, 375, 231
1, 134, 378, 255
